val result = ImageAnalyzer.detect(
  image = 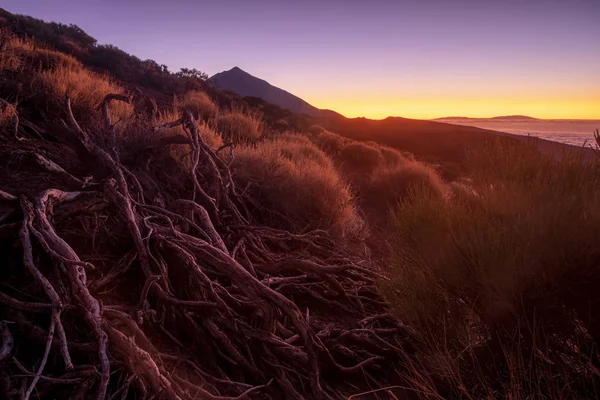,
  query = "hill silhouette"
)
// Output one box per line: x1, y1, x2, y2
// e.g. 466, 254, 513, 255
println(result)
209, 66, 342, 118
435, 115, 539, 121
